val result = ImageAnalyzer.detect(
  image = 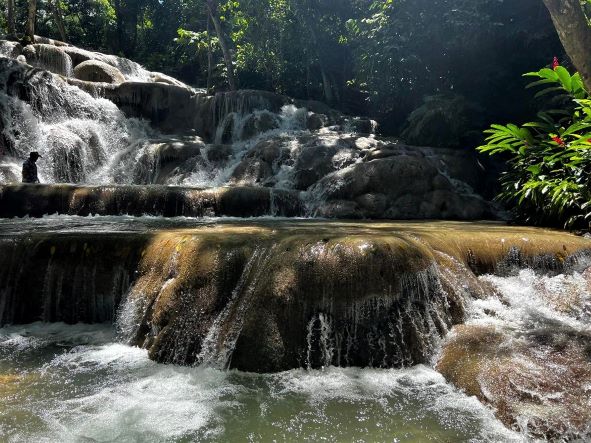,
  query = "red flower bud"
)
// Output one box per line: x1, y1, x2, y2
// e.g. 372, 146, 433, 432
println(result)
552, 56, 560, 70
551, 135, 565, 145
